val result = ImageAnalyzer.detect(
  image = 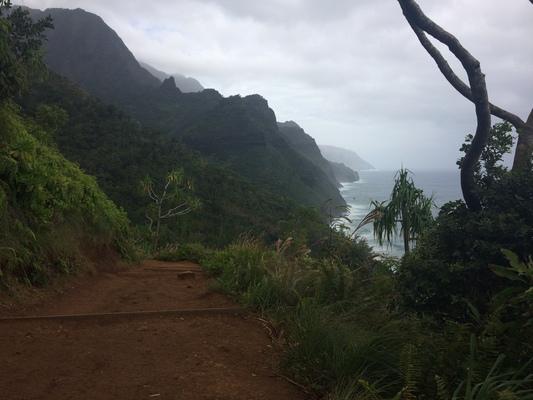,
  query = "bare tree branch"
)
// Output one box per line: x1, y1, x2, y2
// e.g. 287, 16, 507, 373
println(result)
147, 187, 159, 203
143, 169, 197, 250
145, 214, 154, 233
160, 202, 190, 219
161, 208, 192, 219
398, 0, 493, 210
409, 23, 526, 130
